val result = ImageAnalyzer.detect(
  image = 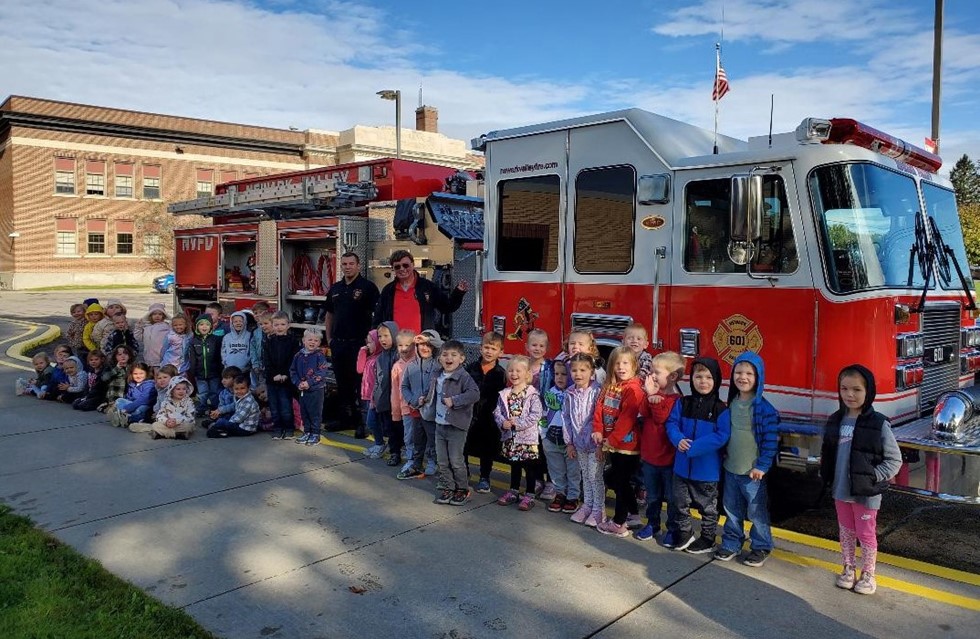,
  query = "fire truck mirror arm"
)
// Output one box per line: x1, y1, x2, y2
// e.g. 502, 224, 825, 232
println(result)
729, 173, 763, 266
